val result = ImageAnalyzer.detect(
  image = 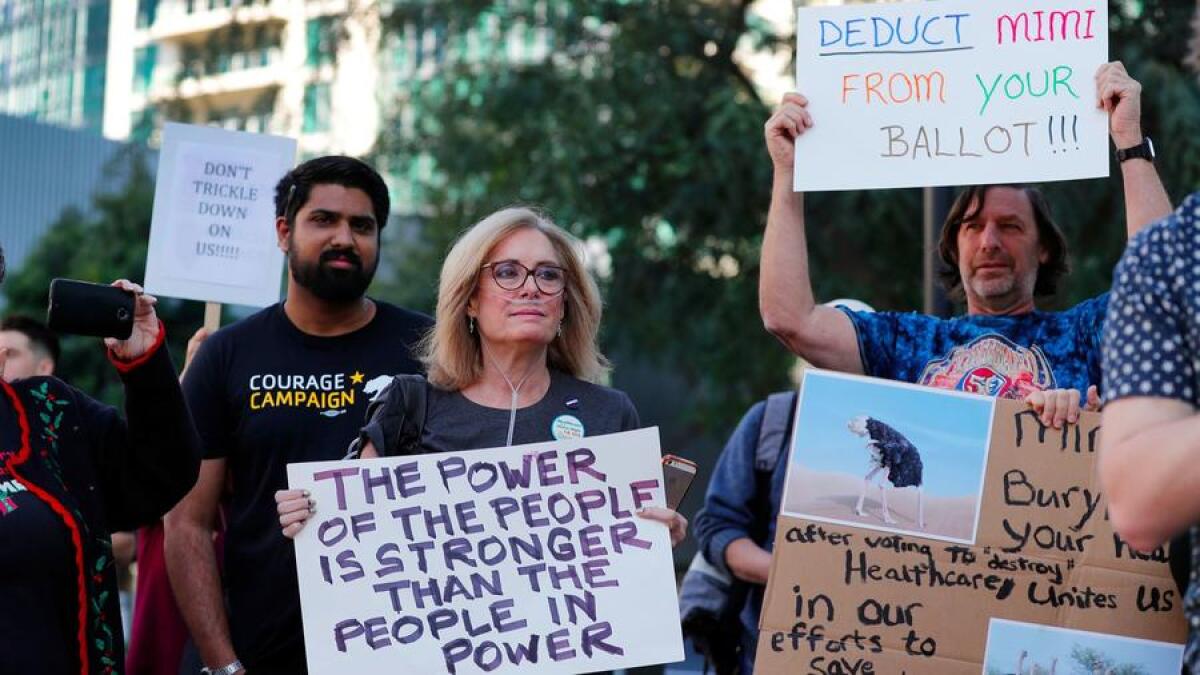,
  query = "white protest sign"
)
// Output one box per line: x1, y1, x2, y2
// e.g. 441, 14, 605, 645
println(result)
145, 122, 296, 306
287, 428, 685, 675
793, 0, 1109, 191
